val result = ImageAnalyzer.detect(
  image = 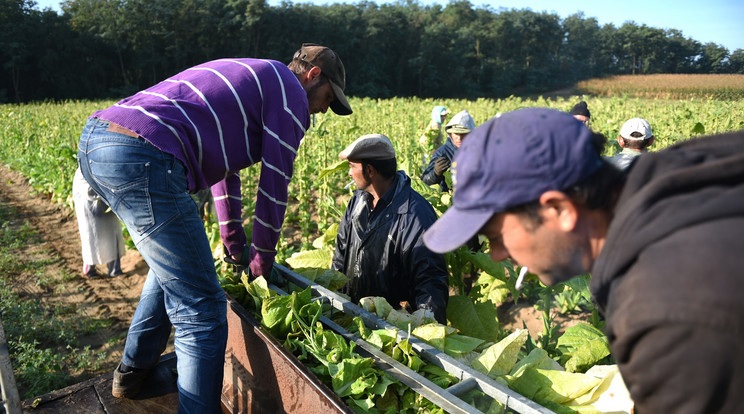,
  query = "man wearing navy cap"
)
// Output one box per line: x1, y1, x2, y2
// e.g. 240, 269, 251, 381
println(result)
423, 107, 744, 413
